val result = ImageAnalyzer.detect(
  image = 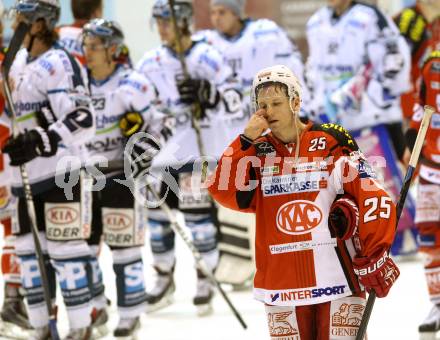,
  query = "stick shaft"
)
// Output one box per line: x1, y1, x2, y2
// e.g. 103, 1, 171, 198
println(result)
147, 184, 247, 329
355, 105, 435, 340
166, 0, 208, 180
2, 22, 59, 340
